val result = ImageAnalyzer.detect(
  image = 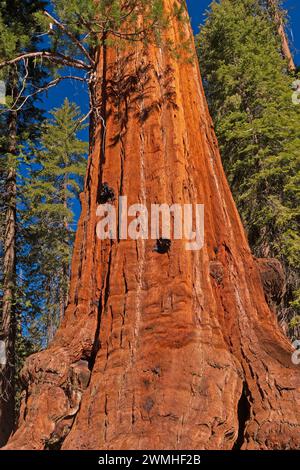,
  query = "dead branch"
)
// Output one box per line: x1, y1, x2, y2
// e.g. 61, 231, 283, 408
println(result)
1, 75, 87, 113
0, 51, 91, 72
